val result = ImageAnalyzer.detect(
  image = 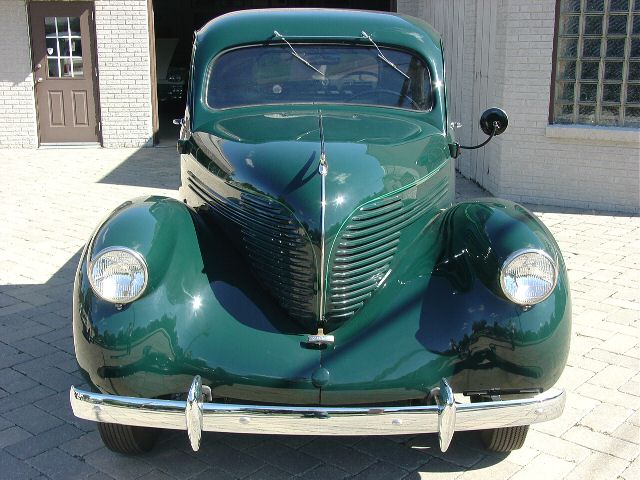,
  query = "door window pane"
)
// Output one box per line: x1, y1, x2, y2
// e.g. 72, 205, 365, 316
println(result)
70, 38, 82, 56
69, 17, 80, 36
57, 38, 70, 56
72, 58, 84, 76
44, 16, 83, 78
47, 58, 59, 77
44, 17, 56, 36
60, 58, 72, 77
